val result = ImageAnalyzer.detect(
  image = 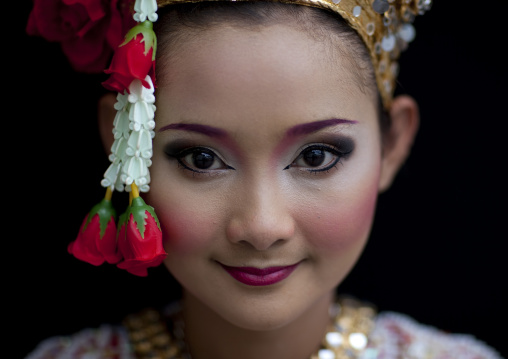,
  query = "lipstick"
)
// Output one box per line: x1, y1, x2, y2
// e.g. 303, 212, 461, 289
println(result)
219, 263, 299, 286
